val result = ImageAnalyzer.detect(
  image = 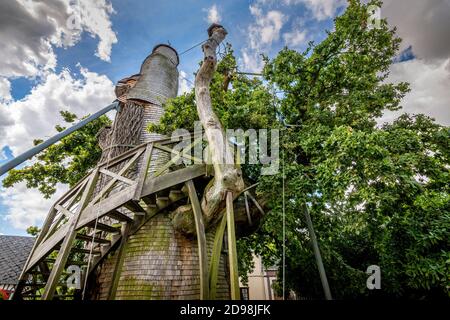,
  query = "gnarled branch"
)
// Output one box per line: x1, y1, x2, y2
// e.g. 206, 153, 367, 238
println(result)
194, 24, 244, 222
